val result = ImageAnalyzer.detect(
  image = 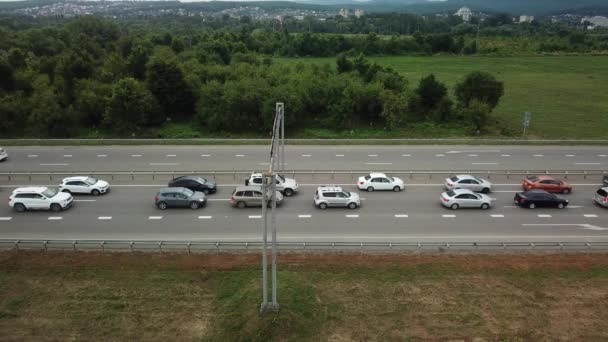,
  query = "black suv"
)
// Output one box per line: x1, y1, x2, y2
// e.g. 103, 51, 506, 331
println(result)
168, 176, 217, 195
514, 189, 568, 209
